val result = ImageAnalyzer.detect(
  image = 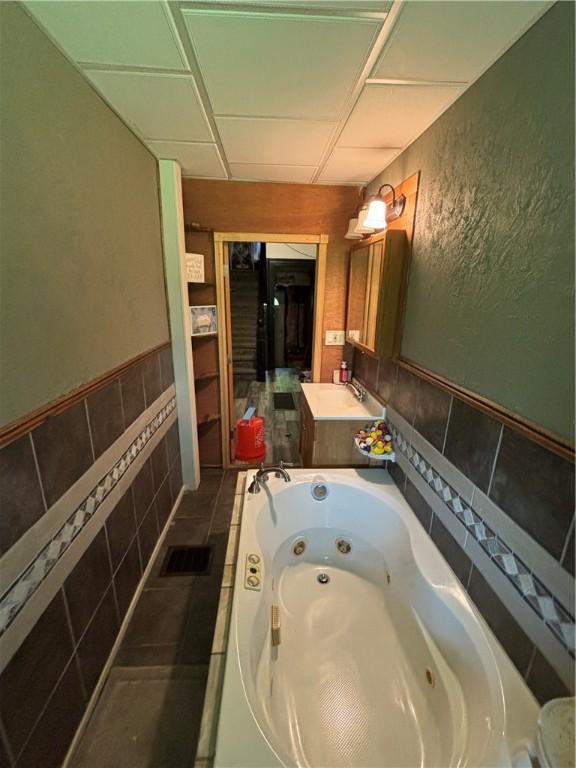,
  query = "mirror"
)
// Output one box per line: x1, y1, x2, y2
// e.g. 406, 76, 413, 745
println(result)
346, 231, 407, 358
